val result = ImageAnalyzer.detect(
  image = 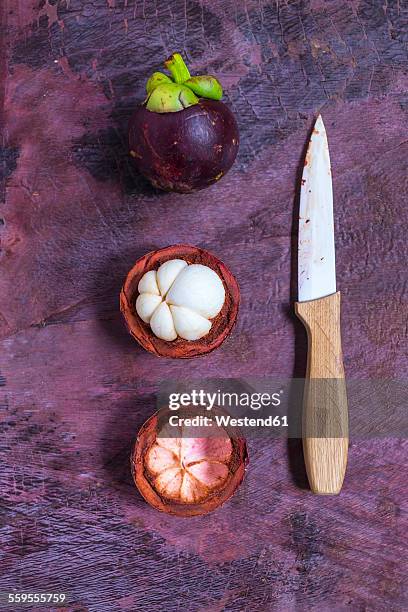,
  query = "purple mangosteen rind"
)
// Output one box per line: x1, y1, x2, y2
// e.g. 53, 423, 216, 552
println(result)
129, 99, 239, 192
